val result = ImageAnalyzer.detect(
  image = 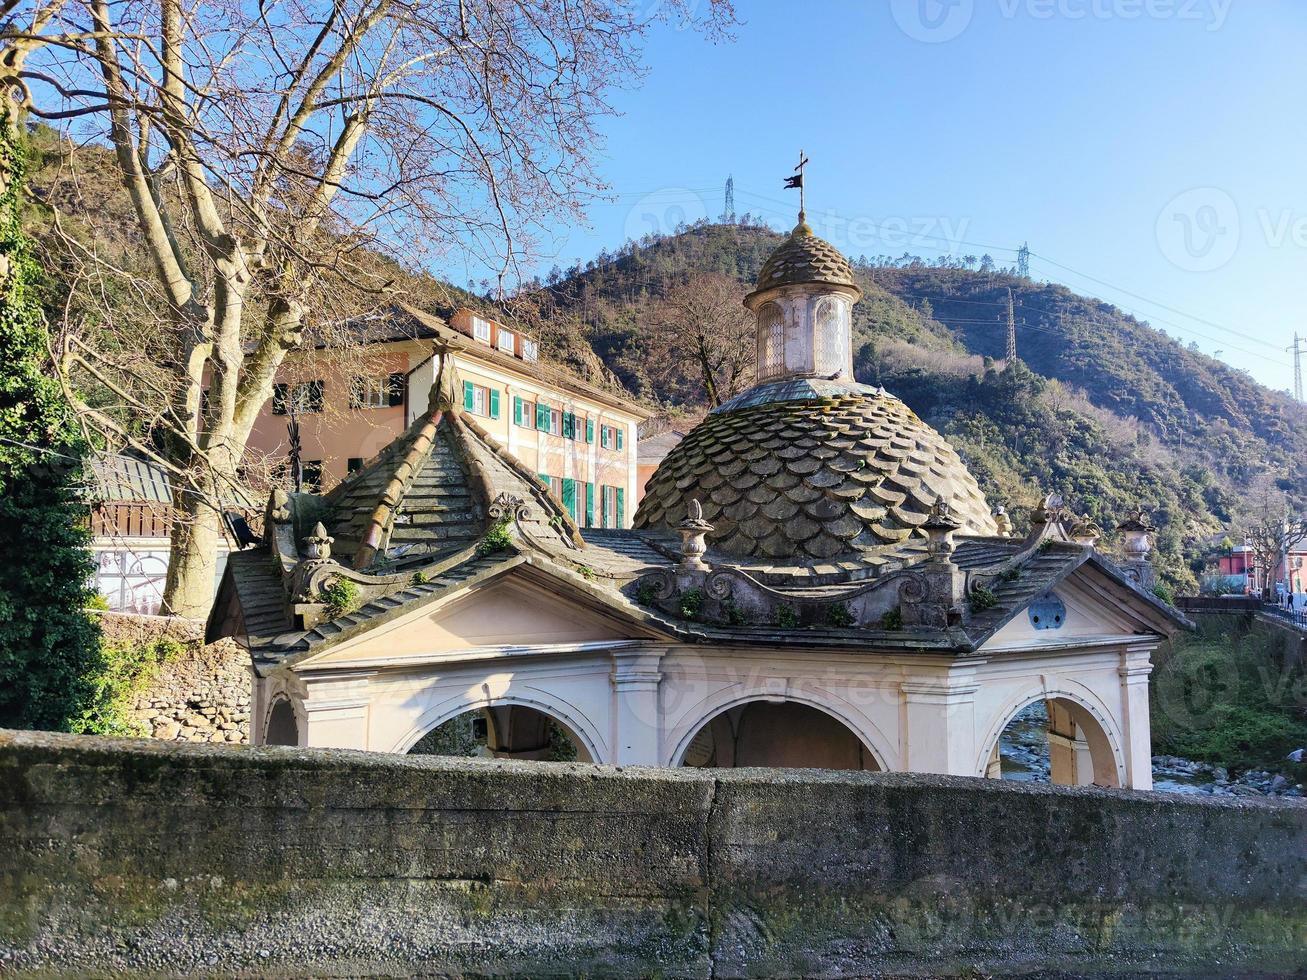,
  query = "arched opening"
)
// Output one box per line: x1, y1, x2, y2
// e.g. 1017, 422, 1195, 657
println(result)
265, 699, 299, 746
984, 696, 1120, 788
679, 700, 880, 770
407, 704, 593, 763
